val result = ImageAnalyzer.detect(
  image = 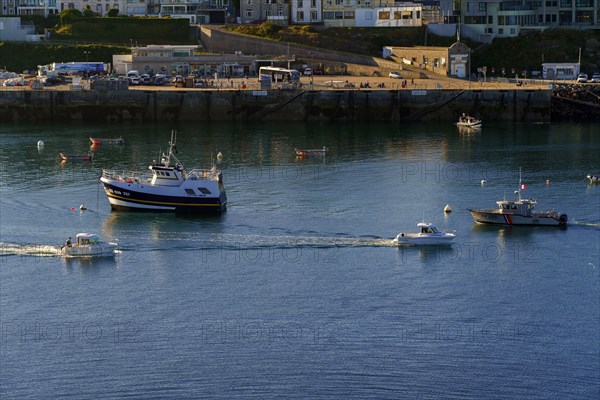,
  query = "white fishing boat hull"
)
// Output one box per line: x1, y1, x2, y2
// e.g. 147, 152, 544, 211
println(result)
468, 209, 567, 226
456, 121, 482, 128
393, 232, 456, 246
61, 242, 117, 257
